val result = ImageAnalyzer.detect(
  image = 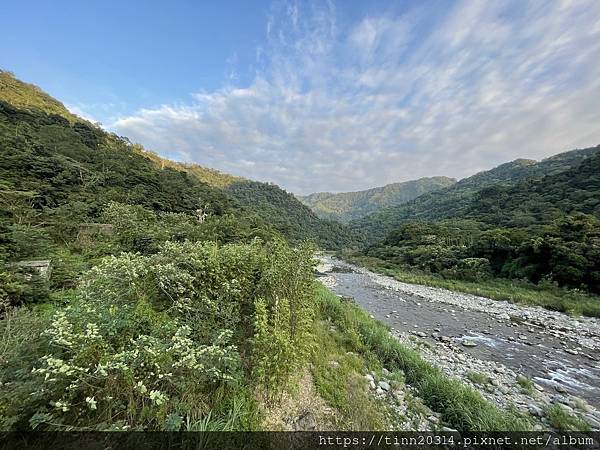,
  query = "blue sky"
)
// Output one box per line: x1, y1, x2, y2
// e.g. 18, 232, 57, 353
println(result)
3, 0, 600, 194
